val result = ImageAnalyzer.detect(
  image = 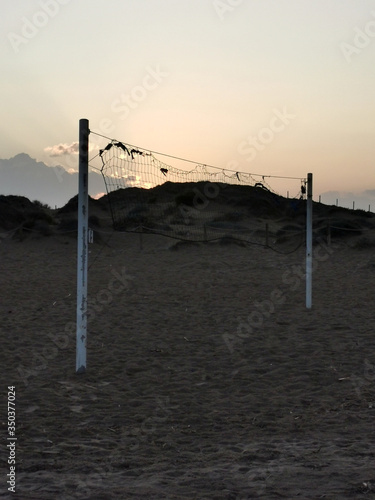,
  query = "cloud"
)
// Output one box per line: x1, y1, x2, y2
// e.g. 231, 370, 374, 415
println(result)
363, 189, 375, 197
92, 192, 106, 200
44, 142, 79, 157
